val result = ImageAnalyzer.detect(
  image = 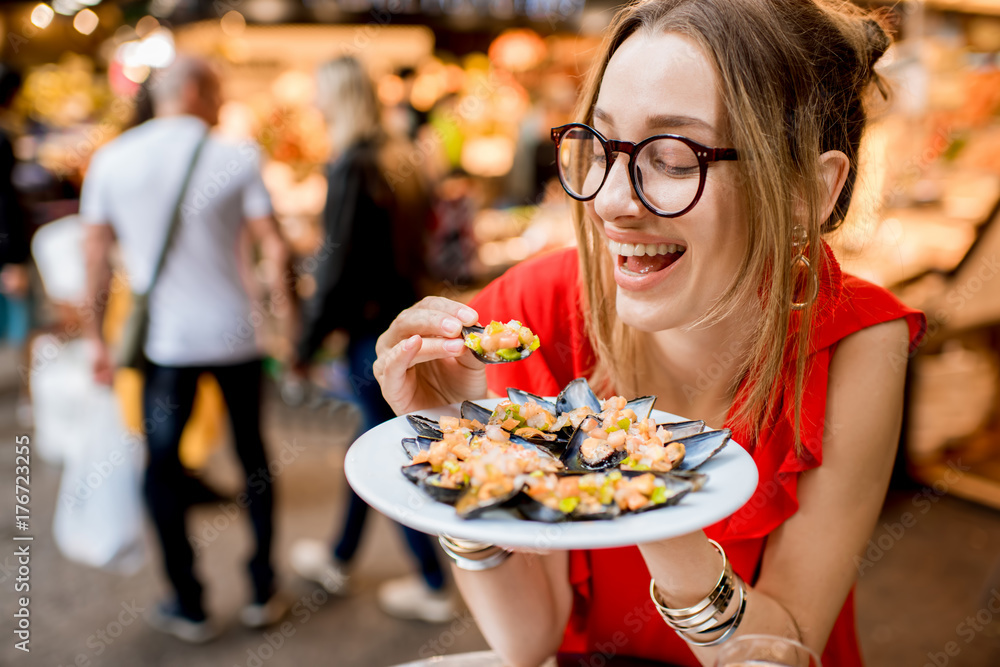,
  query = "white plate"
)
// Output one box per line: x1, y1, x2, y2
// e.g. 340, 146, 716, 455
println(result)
345, 399, 758, 550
